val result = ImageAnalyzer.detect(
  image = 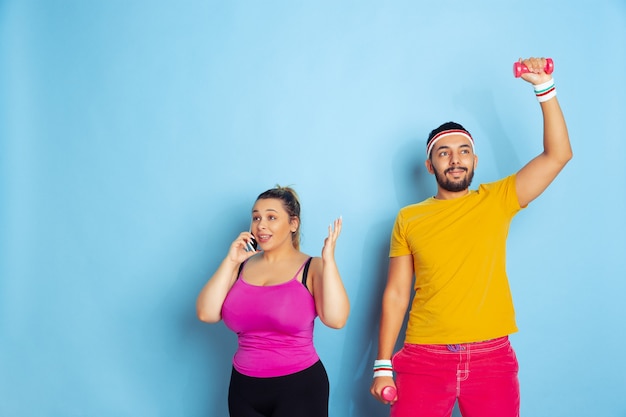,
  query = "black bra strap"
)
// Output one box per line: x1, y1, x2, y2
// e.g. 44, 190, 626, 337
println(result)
301, 257, 313, 288
236, 261, 246, 279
